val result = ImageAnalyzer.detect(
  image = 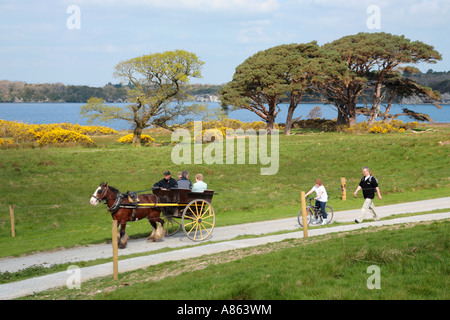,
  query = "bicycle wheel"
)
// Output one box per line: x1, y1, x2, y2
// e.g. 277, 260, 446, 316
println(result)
297, 206, 313, 227
325, 206, 334, 224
